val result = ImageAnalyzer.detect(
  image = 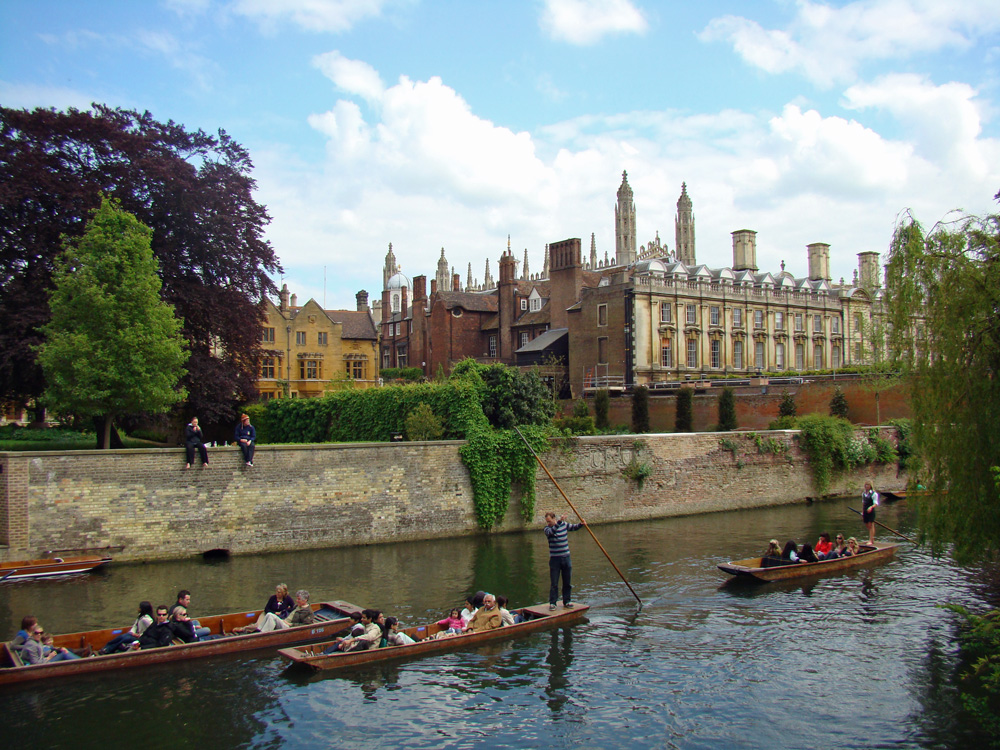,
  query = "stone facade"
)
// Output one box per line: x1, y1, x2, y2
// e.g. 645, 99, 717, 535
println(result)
0, 429, 905, 562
